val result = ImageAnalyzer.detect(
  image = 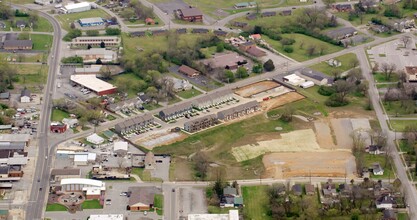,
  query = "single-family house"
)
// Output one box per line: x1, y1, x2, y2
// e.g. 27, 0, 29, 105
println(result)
246, 13, 257, 20
249, 34, 261, 40
145, 18, 155, 25
322, 180, 338, 197
178, 65, 200, 78
0, 22, 6, 29
338, 183, 353, 197
326, 27, 357, 40
387, 19, 415, 32
232, 21, 248, 28
280, 10, 292, 16
176, 7, 203, 22
20, 89, 31, 103
158, 102, 193, 121
261, 11, 276, 17
62, 118, 78, 128
305, 184, 315, 195
184, 114, 217, 133
404, 66, 417, 82
292, 184, 302, 196
223, 186, 237, 197
176, 28, 187, 34
239, 41, 266, 57
127, 187, 160, 211
214, 30, 227, 36
16, 20, 27, 29
372, 163, 384, 175
376, 194, 396, 209
333, 4, 353, 12
0, 92, 10, 100
234, 2, 256, 8
106, 98, 142, 113
366, 145, 384, 155
217, 100, 259, 121
167, 76, 192, 92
